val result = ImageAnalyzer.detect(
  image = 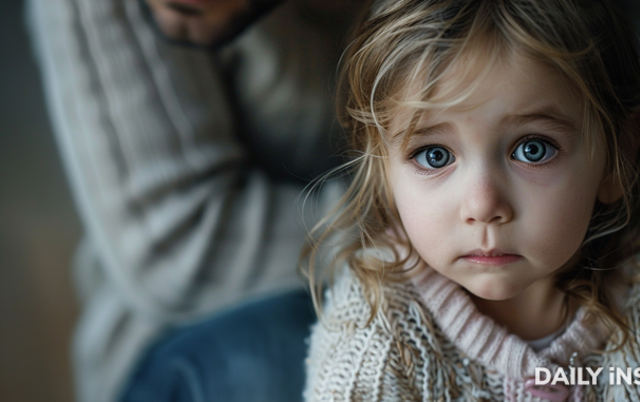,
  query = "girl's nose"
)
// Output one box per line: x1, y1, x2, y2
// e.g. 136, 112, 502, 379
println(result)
459, 172, 513, 225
